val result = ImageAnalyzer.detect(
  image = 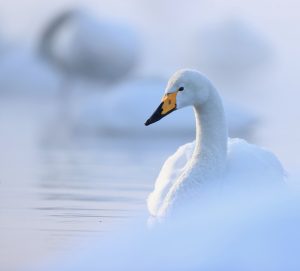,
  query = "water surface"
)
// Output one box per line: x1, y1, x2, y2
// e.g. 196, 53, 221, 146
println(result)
0, 99, 191, 271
